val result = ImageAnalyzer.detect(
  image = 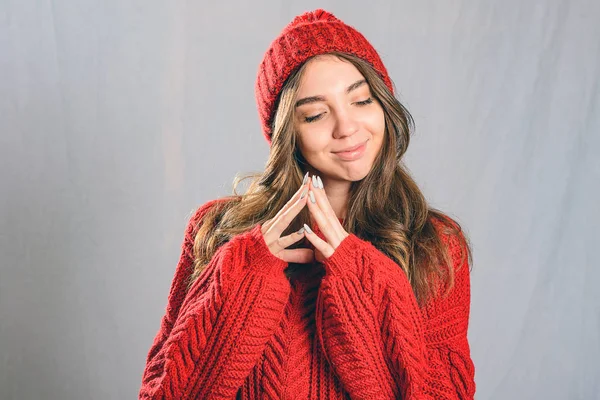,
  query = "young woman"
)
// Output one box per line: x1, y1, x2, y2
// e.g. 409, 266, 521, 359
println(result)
139, 9, 476, 400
